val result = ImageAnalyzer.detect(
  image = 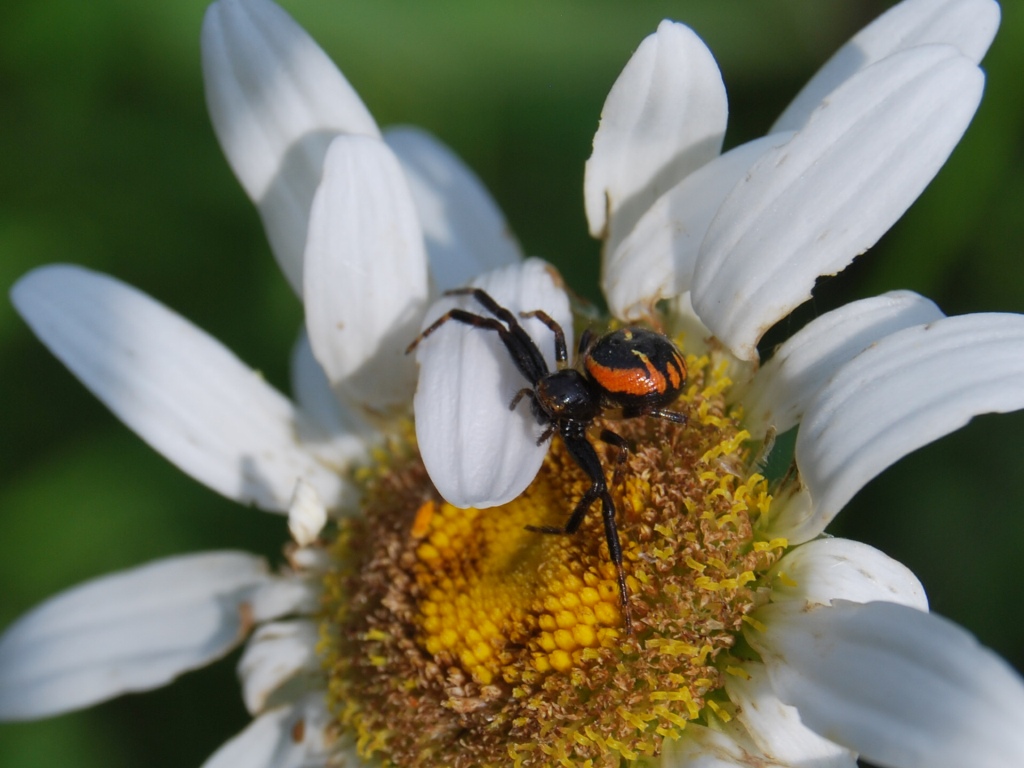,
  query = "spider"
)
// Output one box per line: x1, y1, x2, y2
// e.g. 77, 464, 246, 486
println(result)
407, 288, 688, 633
